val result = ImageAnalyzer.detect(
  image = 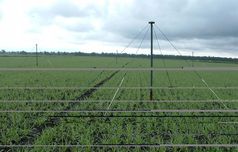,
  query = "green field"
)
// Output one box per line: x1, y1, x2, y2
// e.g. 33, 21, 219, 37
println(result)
0, 55, 238, 151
